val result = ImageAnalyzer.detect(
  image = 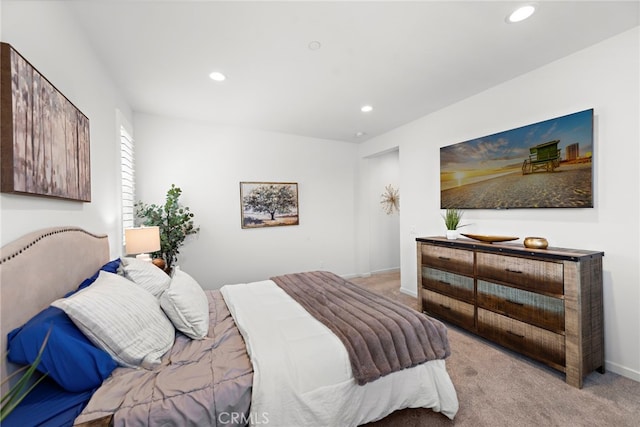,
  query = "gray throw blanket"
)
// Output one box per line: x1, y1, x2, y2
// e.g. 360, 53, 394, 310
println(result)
271, 271, 451, 385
